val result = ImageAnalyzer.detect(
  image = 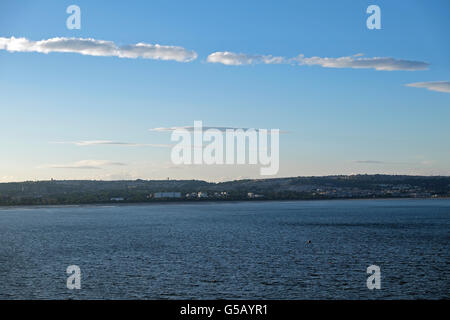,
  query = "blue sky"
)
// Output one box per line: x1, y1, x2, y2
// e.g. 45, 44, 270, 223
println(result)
0, 0, 449, 182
